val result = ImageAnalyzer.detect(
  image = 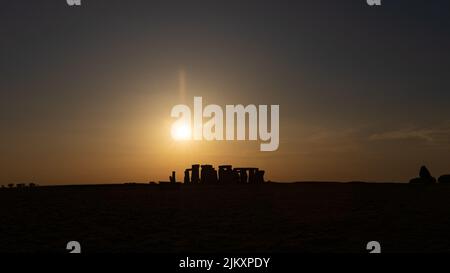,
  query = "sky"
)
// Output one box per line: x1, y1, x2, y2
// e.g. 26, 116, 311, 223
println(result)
1, 0, 450, 184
